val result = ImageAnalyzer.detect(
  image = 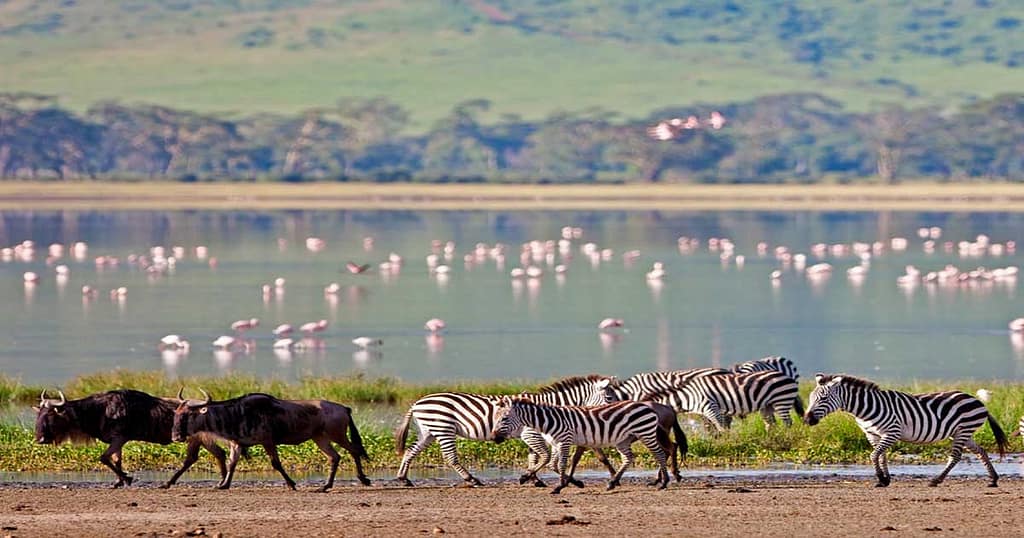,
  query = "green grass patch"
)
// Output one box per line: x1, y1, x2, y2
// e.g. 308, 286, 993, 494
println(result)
3, 372, 1022, 474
